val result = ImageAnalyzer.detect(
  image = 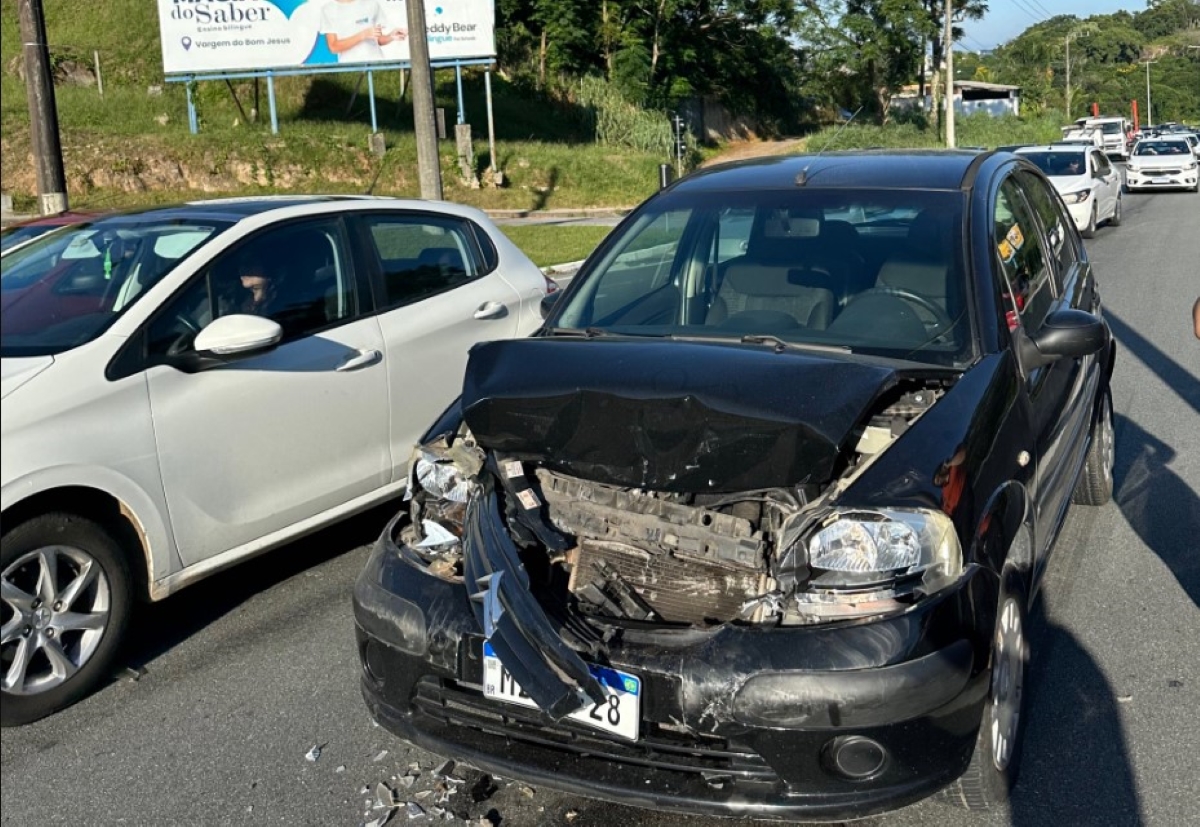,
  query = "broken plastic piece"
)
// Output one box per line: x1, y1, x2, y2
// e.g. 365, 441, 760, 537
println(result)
336, 765, 346, 774
406, 801, 428, 820
373, 749, 390, 762
362, 812, 394, 827
398, 774, 417, 789
416, 520, 459, 550
376, 782, 398, 809
433, 759, 456, 778
304, 744, 322, 762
